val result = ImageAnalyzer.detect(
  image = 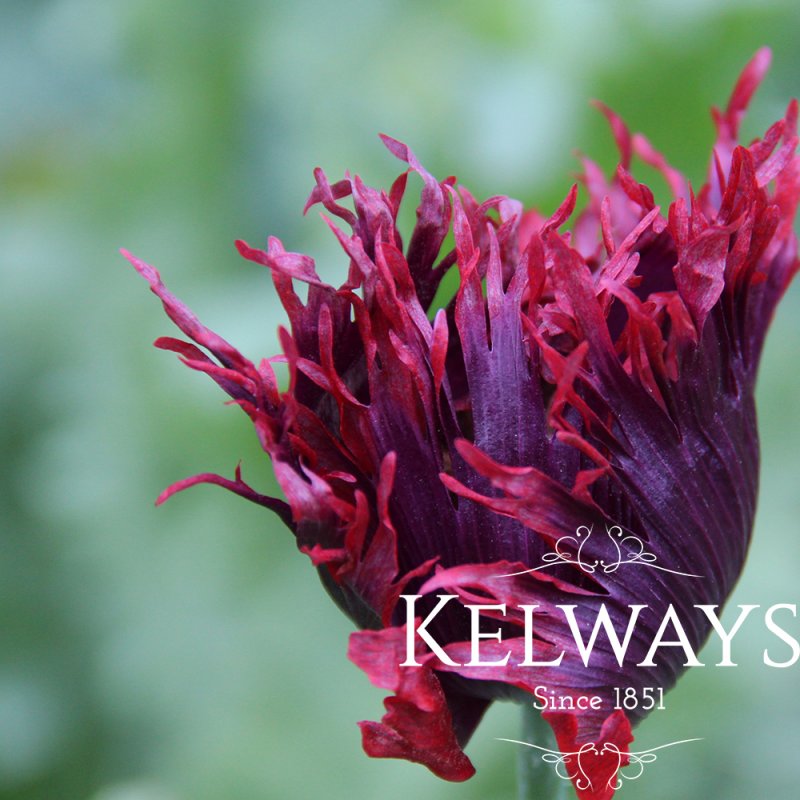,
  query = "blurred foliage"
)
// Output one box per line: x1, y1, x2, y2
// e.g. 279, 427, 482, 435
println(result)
1, 1, 799, 799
